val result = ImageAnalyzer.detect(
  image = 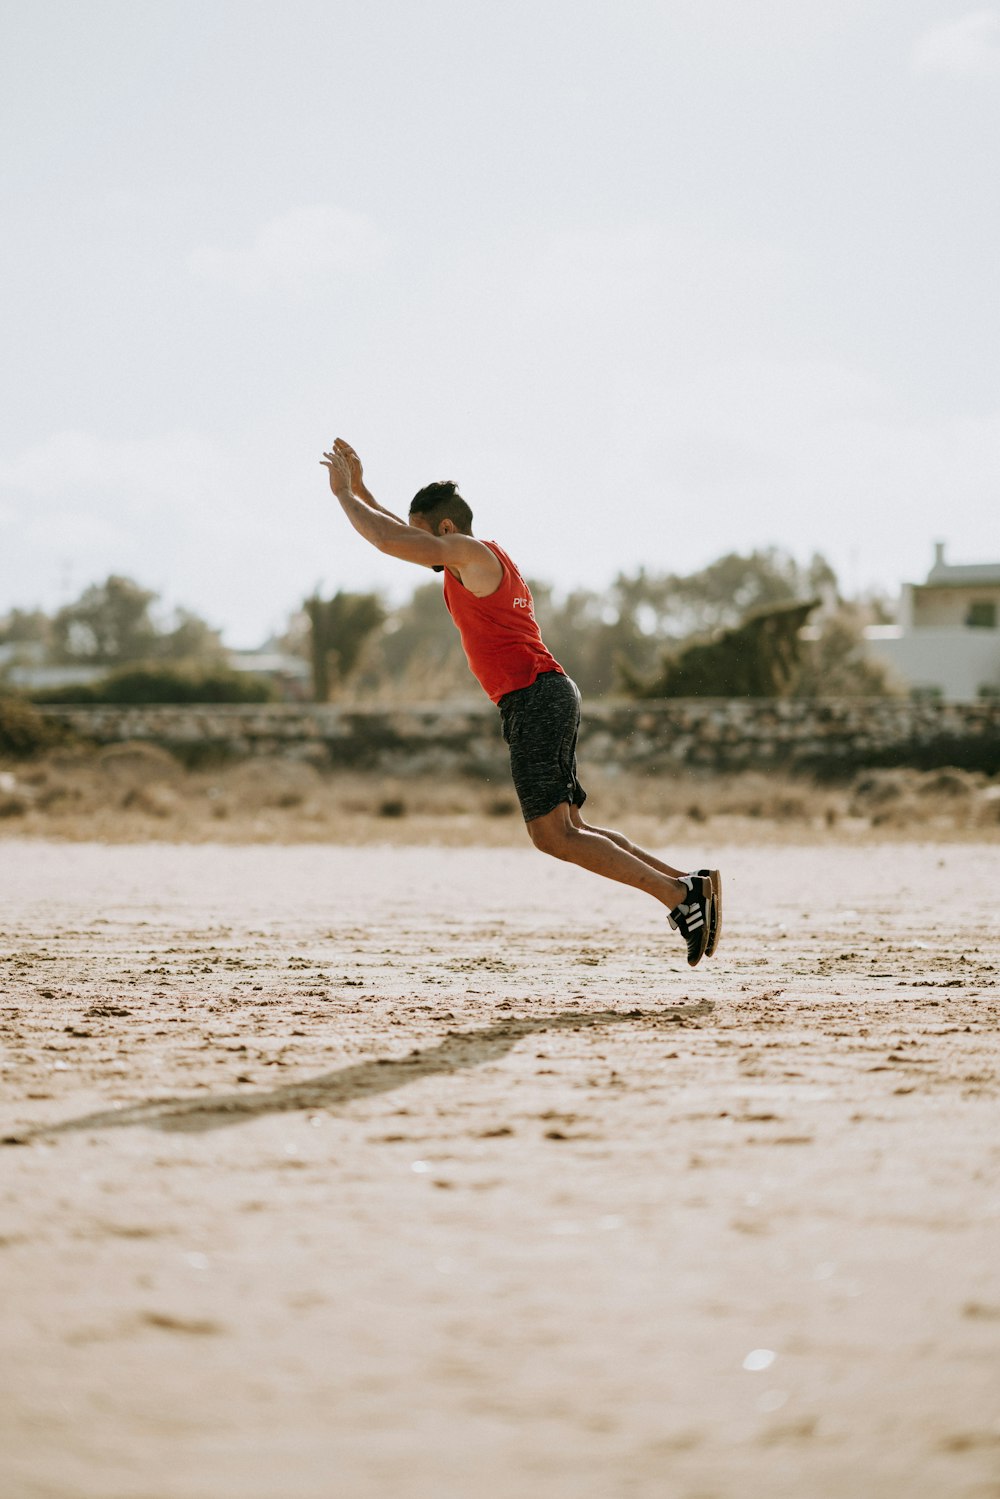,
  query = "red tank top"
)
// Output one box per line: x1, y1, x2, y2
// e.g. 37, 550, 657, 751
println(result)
442, 540, 564, 704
